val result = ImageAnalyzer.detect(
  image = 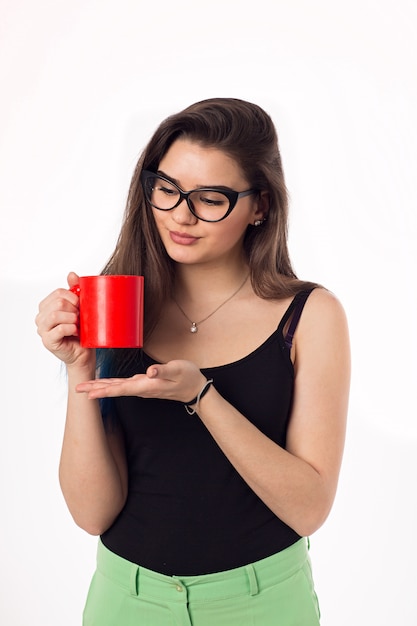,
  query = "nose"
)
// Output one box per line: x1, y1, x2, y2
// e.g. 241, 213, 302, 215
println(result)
171, 198, 198, 225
